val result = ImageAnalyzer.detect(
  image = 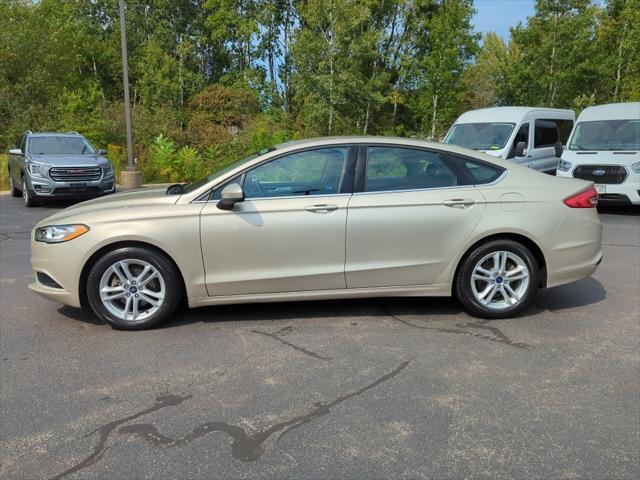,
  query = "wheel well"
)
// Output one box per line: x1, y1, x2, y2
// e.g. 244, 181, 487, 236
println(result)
78, 241, 187, 308
453, 233, 547, 288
